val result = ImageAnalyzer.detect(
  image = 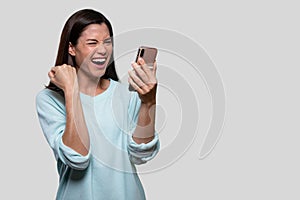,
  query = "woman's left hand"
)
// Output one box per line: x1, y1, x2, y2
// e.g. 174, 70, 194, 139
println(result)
128, 58, 157, 107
